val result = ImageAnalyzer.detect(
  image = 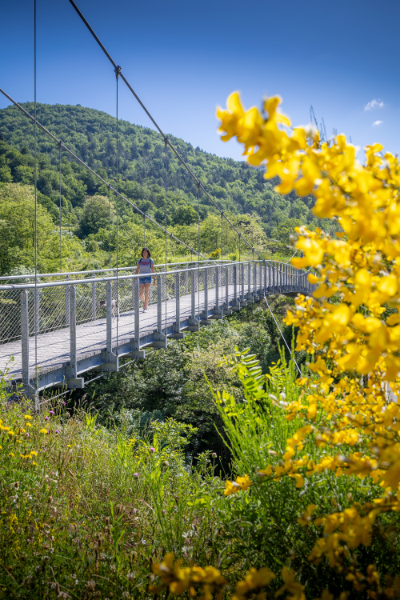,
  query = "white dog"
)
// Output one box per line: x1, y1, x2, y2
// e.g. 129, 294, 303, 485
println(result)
98, 299, 119, 317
